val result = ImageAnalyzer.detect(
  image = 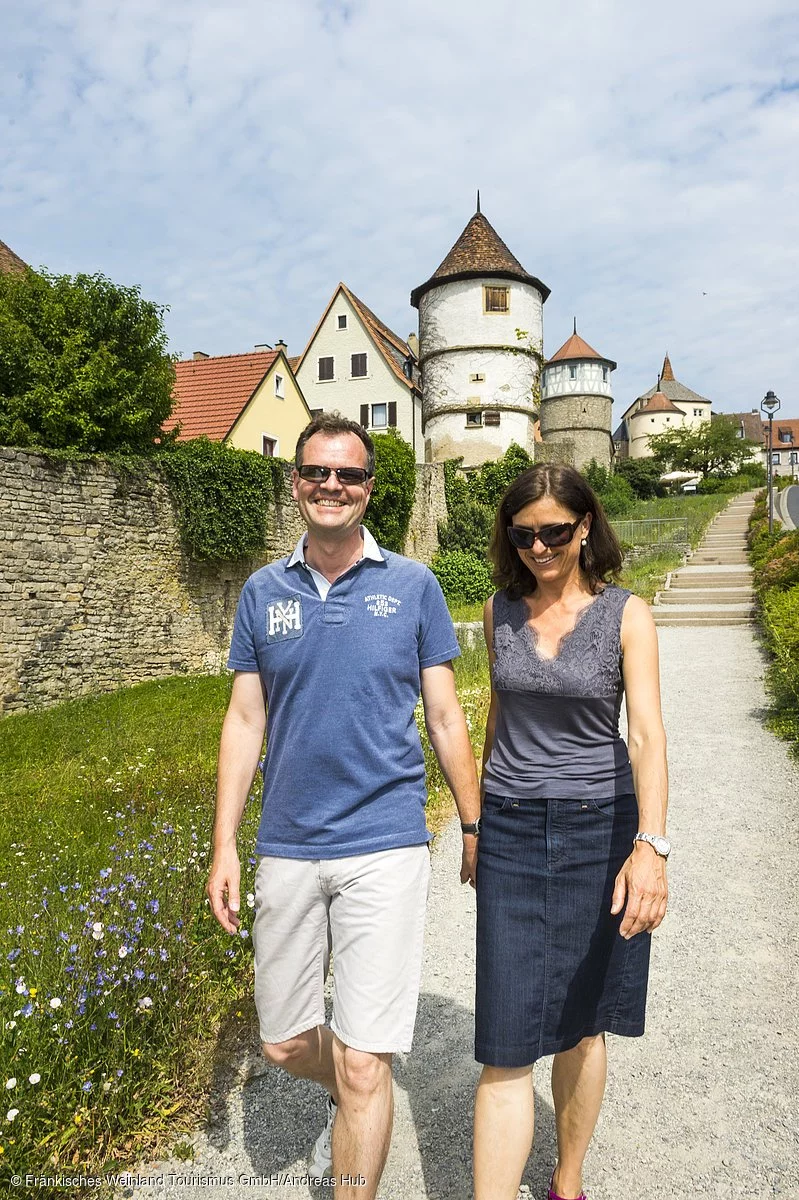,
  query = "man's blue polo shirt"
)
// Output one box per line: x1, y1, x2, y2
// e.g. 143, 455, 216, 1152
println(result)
227, 529, 461, 859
